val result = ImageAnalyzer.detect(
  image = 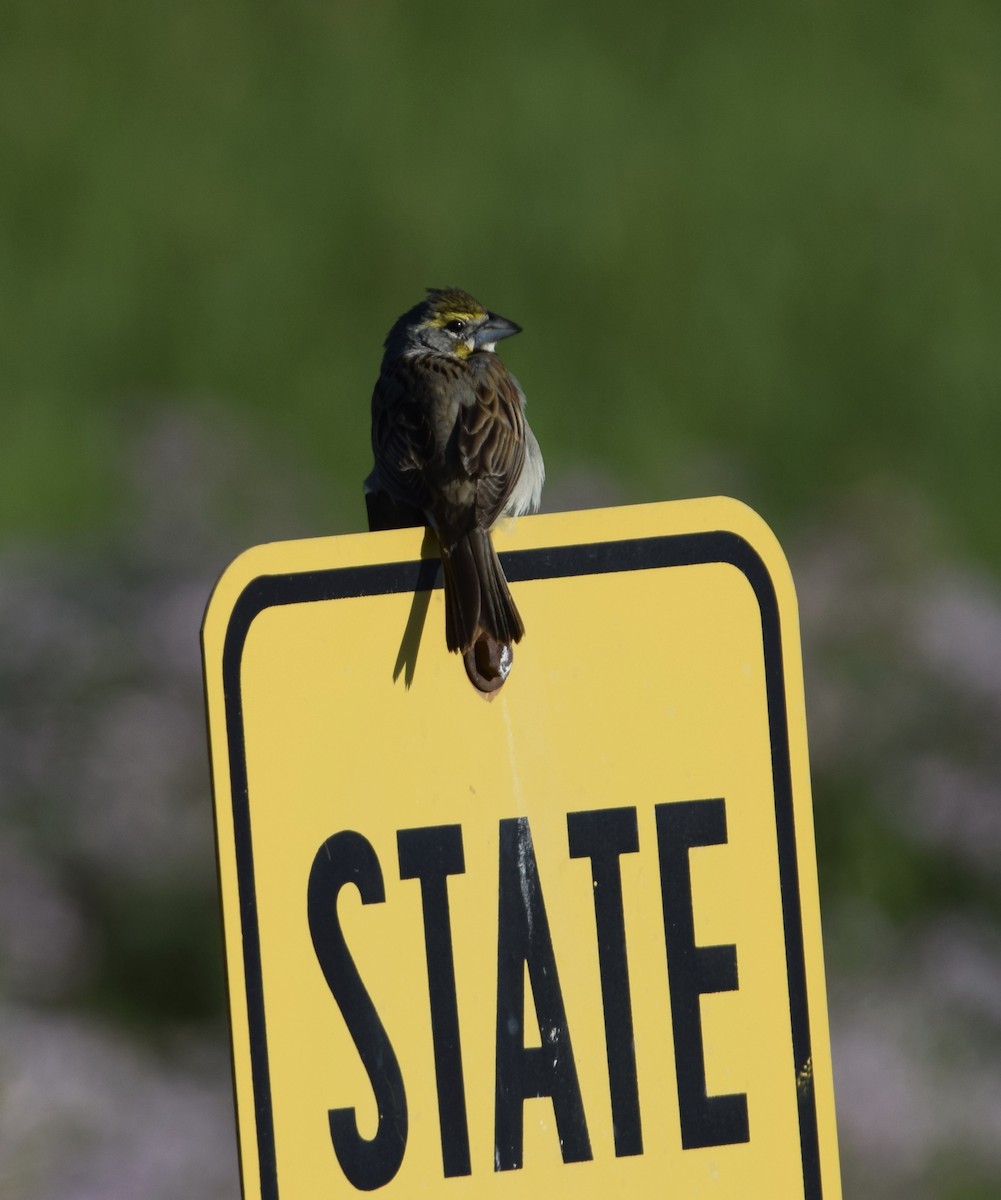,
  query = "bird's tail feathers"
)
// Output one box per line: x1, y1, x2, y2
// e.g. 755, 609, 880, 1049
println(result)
440, 529, 524, 653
